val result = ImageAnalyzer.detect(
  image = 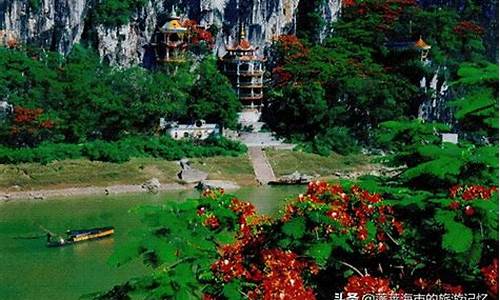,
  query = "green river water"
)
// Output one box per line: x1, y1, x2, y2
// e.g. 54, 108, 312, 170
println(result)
0, 186, 304, 300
